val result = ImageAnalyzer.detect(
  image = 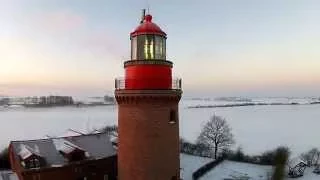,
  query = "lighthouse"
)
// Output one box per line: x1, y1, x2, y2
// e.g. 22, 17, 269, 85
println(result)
115, 11, 182, 180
